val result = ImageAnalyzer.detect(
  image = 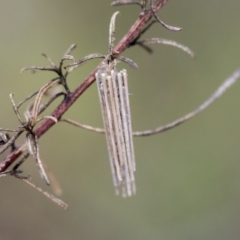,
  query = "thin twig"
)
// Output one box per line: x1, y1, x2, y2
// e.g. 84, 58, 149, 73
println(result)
38, 92, 66, 115
60, 68, 240, 137
133, 68, 240, 136
0, 128, 21, 132
149, 0, 182, 31
31, 79, 60, 126
60, 119, 105, 133
111, 1, 143, 8
0, 131, 23, 154
21, 179, 68, 210
137, 38, 195, 58
17, 90, 39, 109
